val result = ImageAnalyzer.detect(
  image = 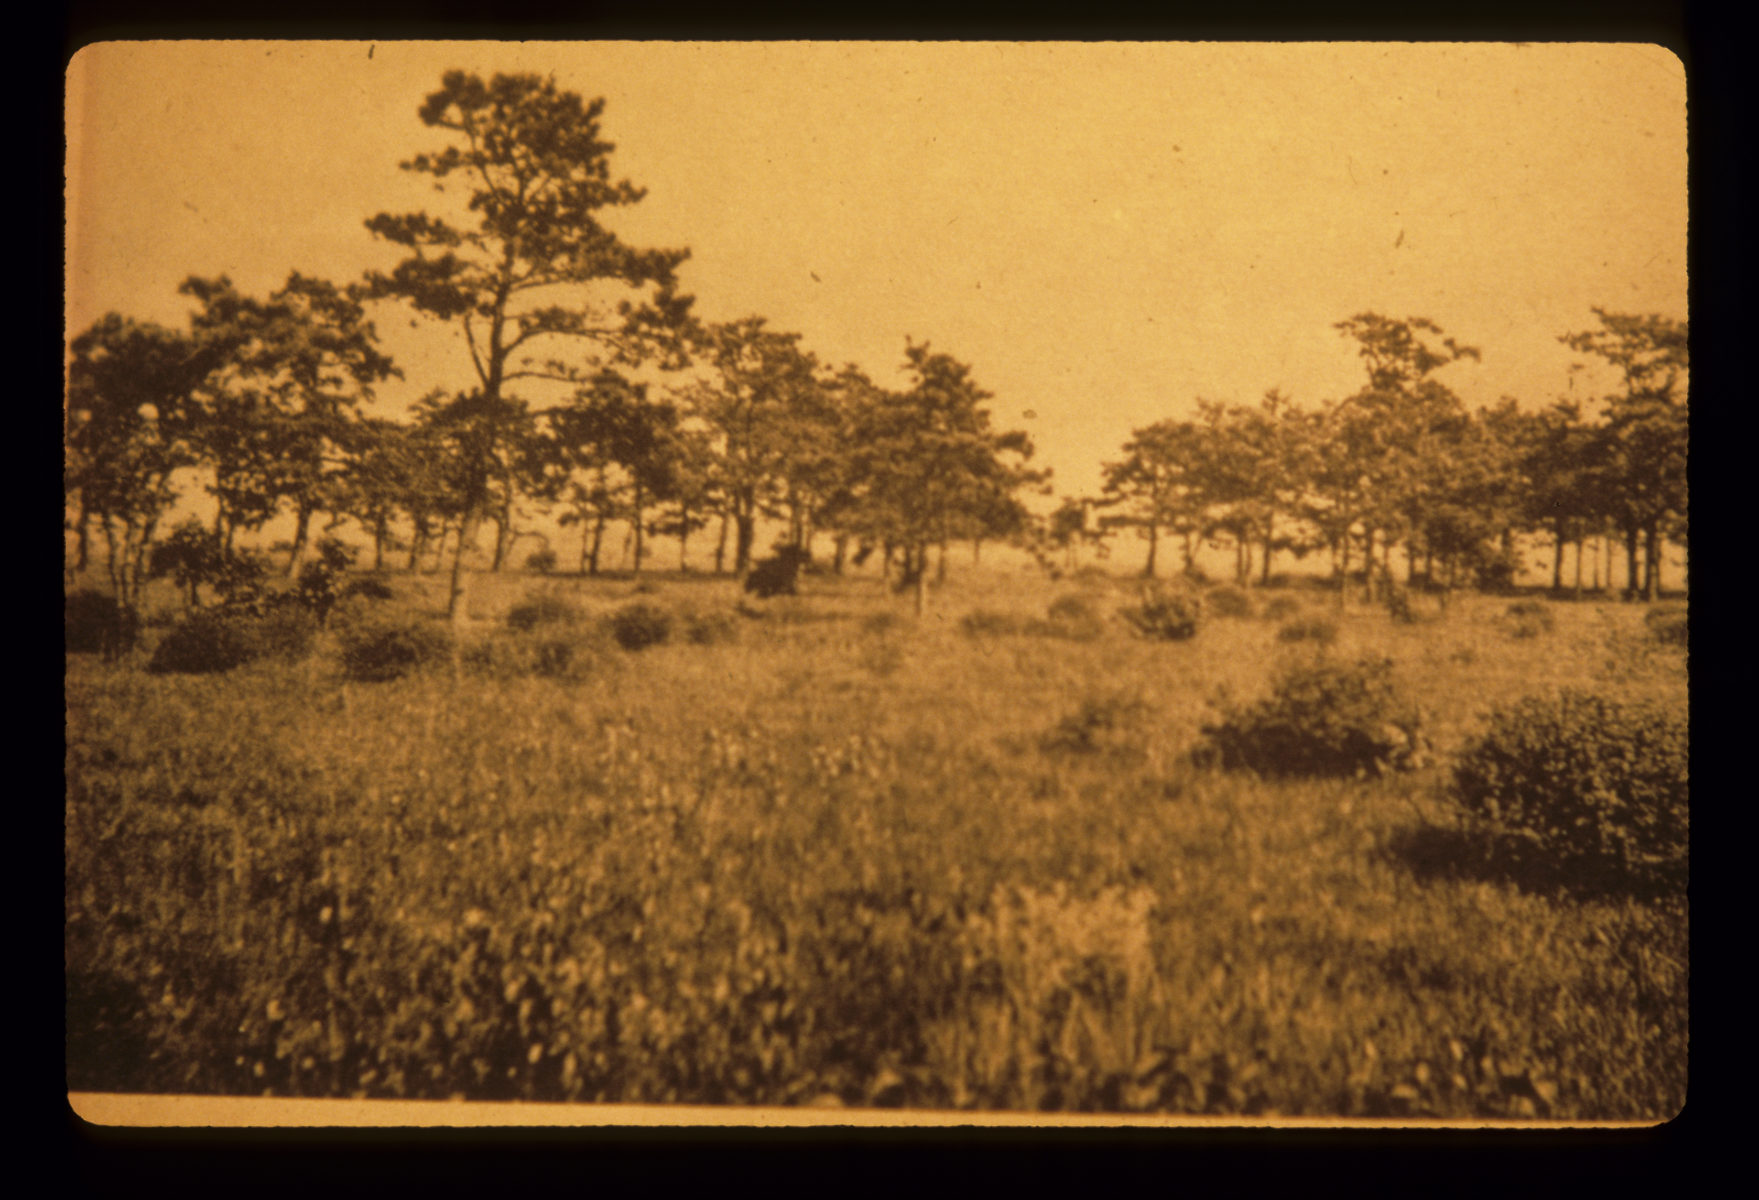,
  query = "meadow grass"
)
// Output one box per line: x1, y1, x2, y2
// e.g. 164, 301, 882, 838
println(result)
65, 566, 1686, 1117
